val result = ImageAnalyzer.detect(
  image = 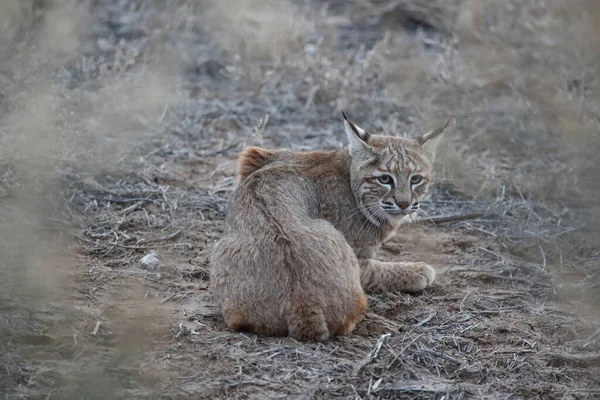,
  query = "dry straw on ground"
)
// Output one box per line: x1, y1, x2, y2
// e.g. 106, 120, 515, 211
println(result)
1, 0, 599, 399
